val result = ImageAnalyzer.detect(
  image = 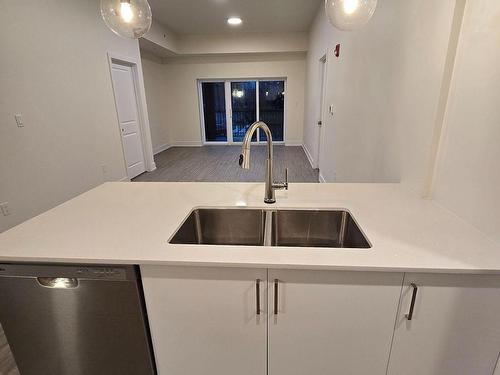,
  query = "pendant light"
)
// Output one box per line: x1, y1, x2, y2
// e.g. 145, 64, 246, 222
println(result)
325, 0, 377, 31
100, 0, 152, 39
